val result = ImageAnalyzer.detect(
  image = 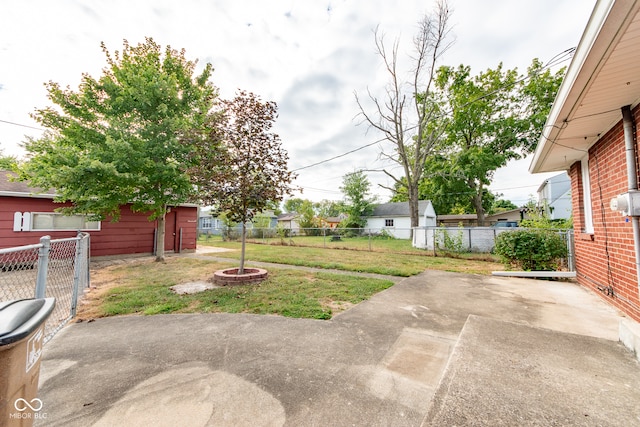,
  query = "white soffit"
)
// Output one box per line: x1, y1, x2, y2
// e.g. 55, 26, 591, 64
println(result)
530, 0, 640, 173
